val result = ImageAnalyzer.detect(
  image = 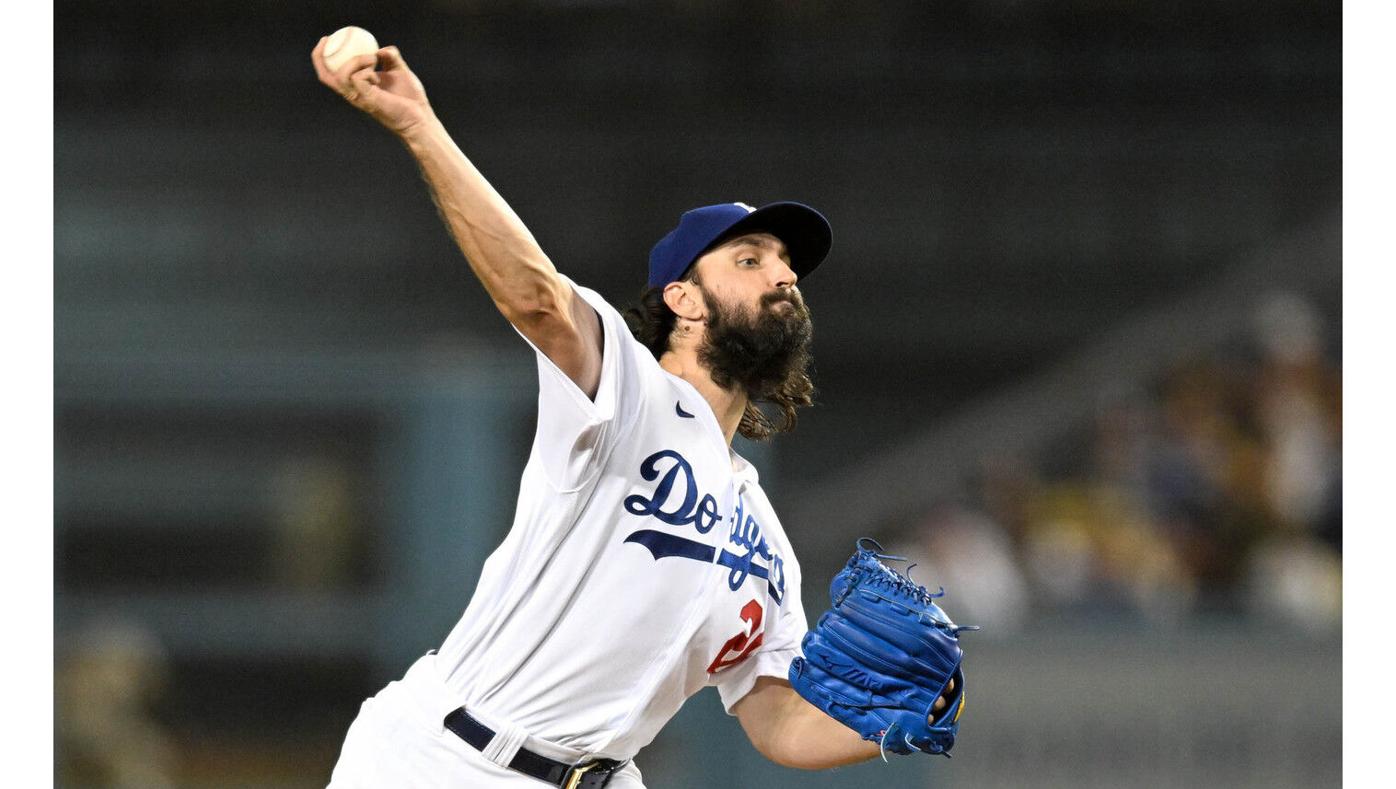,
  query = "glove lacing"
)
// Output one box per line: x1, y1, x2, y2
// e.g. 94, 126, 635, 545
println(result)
853, 539, 981, 636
